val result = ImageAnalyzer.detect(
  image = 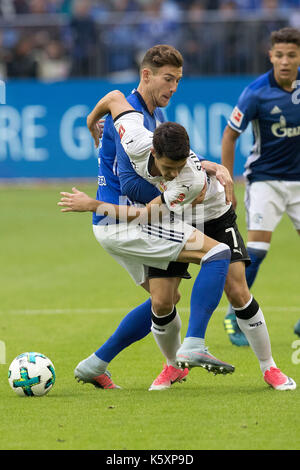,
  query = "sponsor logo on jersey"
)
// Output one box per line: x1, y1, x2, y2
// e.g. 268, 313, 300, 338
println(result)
271, 115, 300, 138
98, 175, 106, 186
230, 106, 244, 128
170, 193, 186, 206
270, 105, 282, 114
